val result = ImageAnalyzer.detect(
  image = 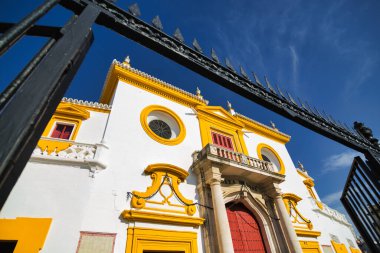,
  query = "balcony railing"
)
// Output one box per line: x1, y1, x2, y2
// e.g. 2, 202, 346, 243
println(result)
32, 137, 97, 160
193, 144, 275, 173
